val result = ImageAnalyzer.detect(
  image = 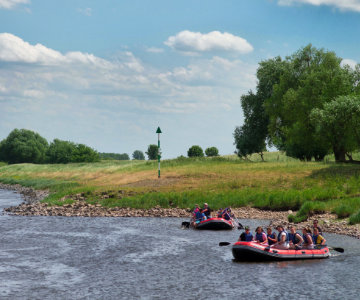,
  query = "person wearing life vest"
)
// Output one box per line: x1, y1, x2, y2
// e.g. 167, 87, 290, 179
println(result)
217, 208, 223, 218
312, 227, 326, 247
312, 219, 323, 235
254, 226, 268, 245
272, 225, 289, 249
288, 226, 304, 250
222, 208, 231, 221
202, 203, 211, 219
191, 204, 206, 227
238, 226, 254, 242
302, 226, 314, 249
266, 227, 277, 246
